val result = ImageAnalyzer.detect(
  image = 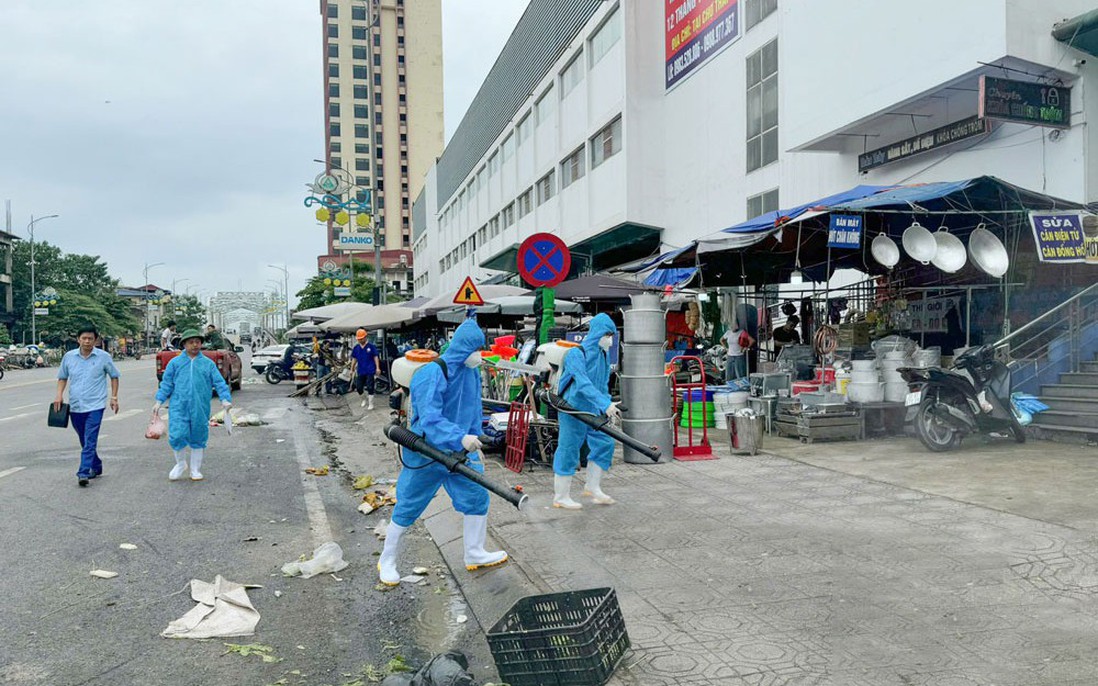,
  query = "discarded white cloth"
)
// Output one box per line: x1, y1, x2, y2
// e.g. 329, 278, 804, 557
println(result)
281, 541, 349, 579
161, 575, 260, 639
